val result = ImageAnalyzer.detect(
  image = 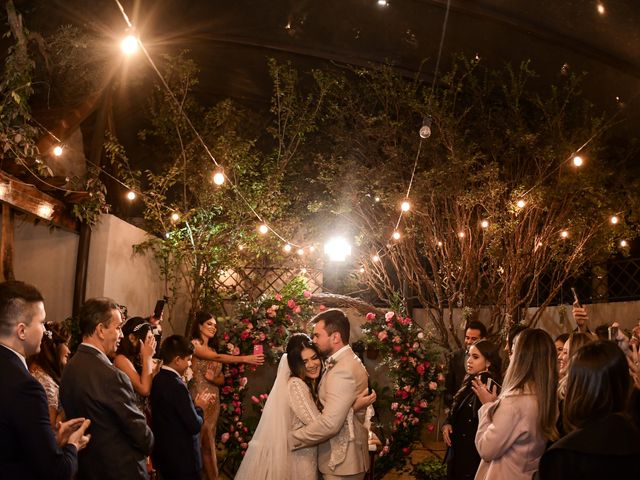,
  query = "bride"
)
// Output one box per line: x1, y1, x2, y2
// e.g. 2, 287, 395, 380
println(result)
235, 333, 375, 479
